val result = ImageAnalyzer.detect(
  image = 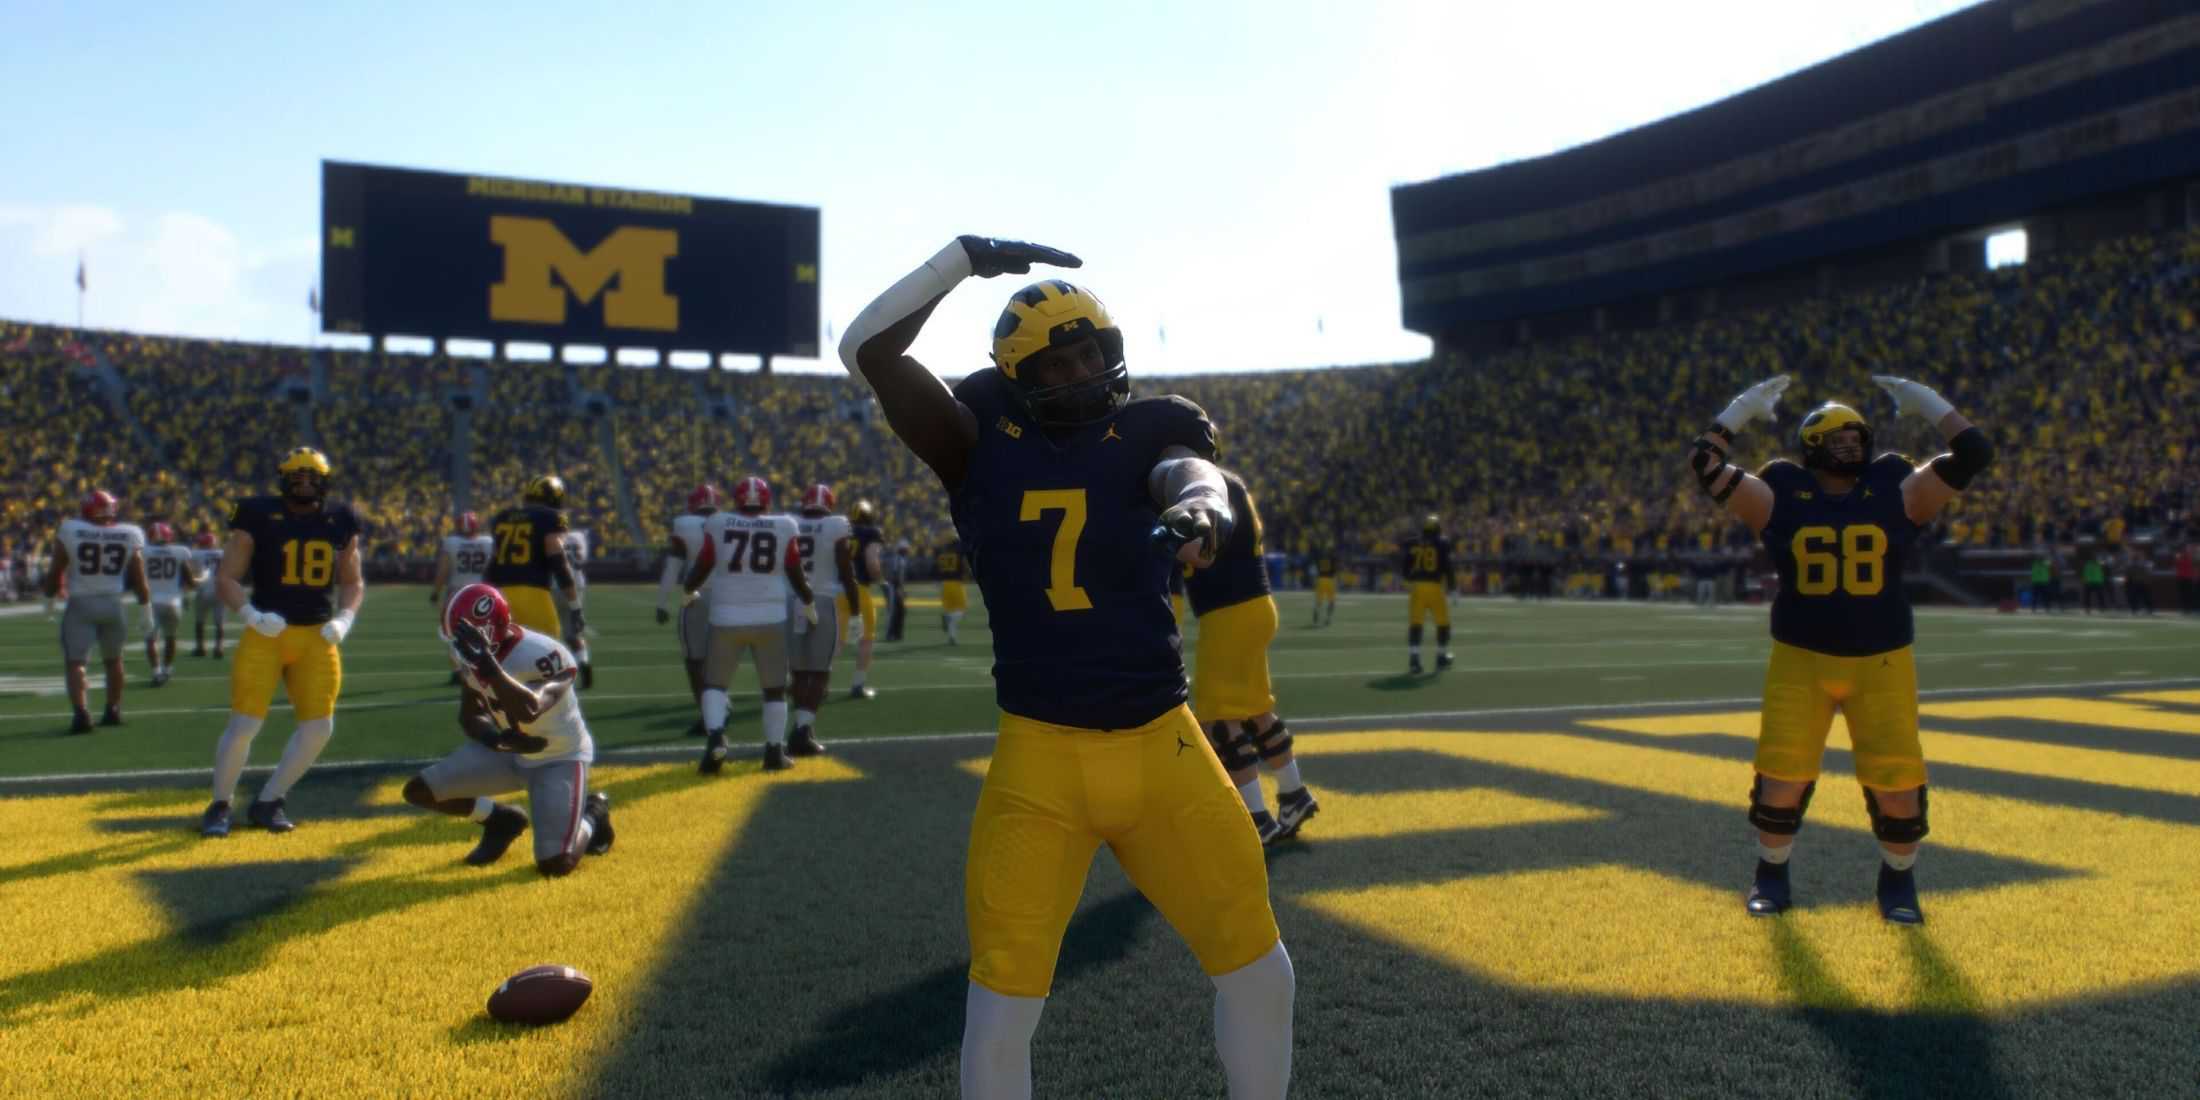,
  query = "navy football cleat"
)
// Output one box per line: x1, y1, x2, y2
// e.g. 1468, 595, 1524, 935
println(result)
247, 798, 295, 833
1276, 788, 1320, 839
762, 743, 792, 772
1877, 863, 1924, 925
1745, 858, 1791, 916
1250, 810, 1283, 846
699, 732, 728, 775
199, 800, 232, 838
583, 793, 613, 856
788, 726, 826, 756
